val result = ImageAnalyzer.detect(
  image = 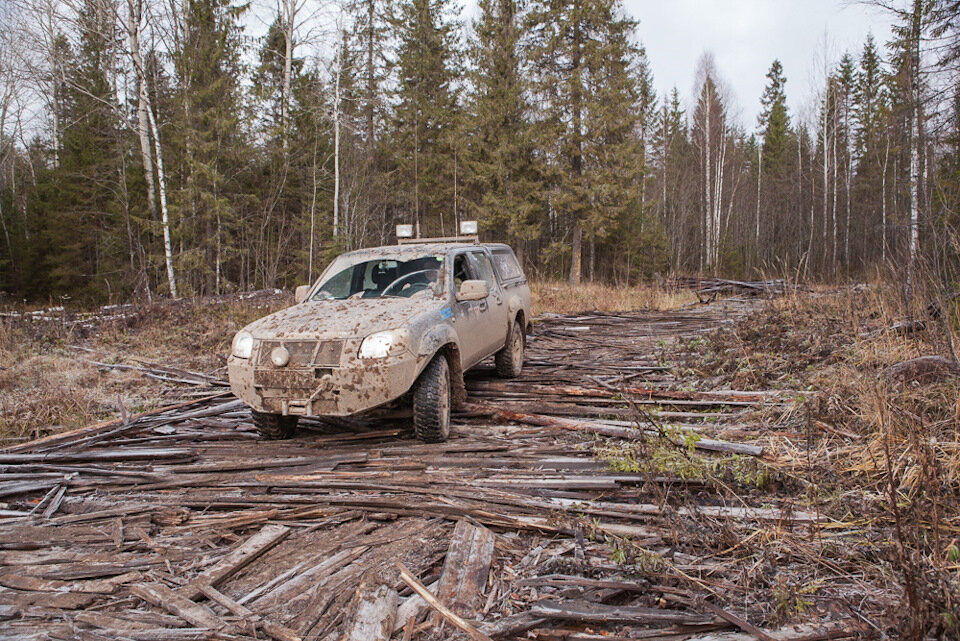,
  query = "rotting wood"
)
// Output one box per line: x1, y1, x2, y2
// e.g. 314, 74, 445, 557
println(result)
199, 585, 302, 641
344, 581, 399, 641
396, 562, 495, 641
527, 599, 719, 626
130, 582, 224, 630
180, 524, 290, 600
431, 520, 495, 626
